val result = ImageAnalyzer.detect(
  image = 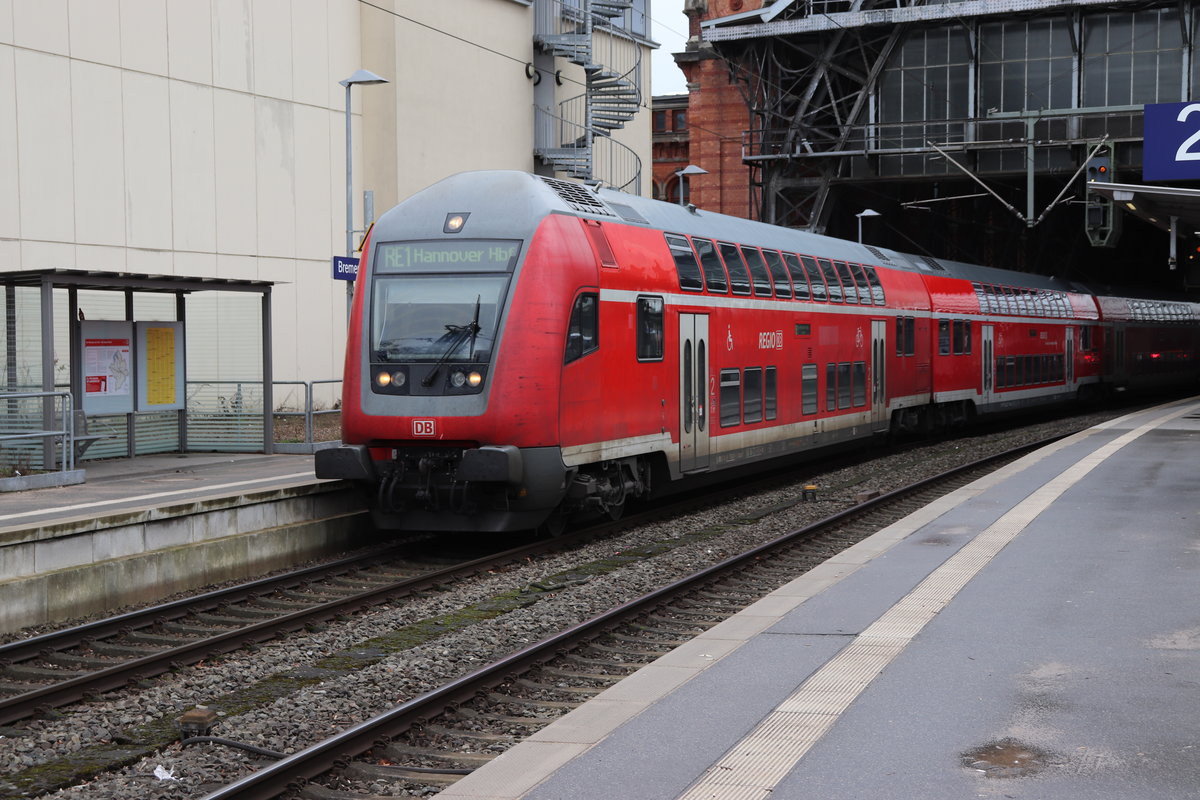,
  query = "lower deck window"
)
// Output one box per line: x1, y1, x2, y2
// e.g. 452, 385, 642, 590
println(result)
765, 366, 777, 420
743, 367, 762, 423
802, 364, 818, 415
636, 296, 664, 361
837, 362, 852, 409
720, 369, 741, 427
